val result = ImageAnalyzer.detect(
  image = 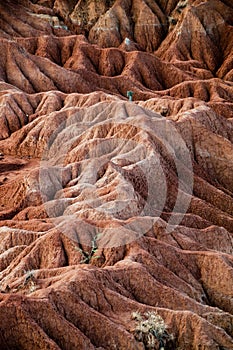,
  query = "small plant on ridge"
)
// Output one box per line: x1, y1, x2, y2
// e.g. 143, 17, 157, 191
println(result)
132, 311, 174, 349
